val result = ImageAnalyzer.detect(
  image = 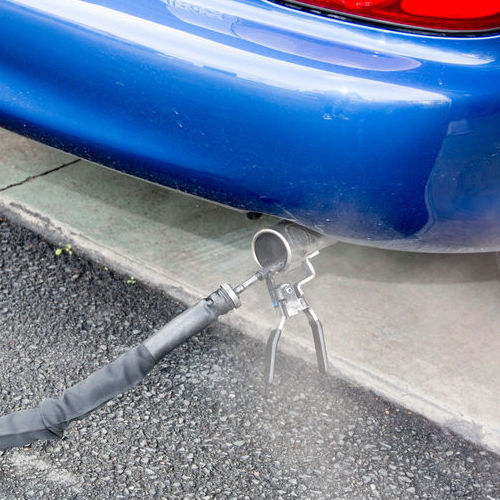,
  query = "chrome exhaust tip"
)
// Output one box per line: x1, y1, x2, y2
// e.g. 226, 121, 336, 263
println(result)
251, 222, 334, 272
